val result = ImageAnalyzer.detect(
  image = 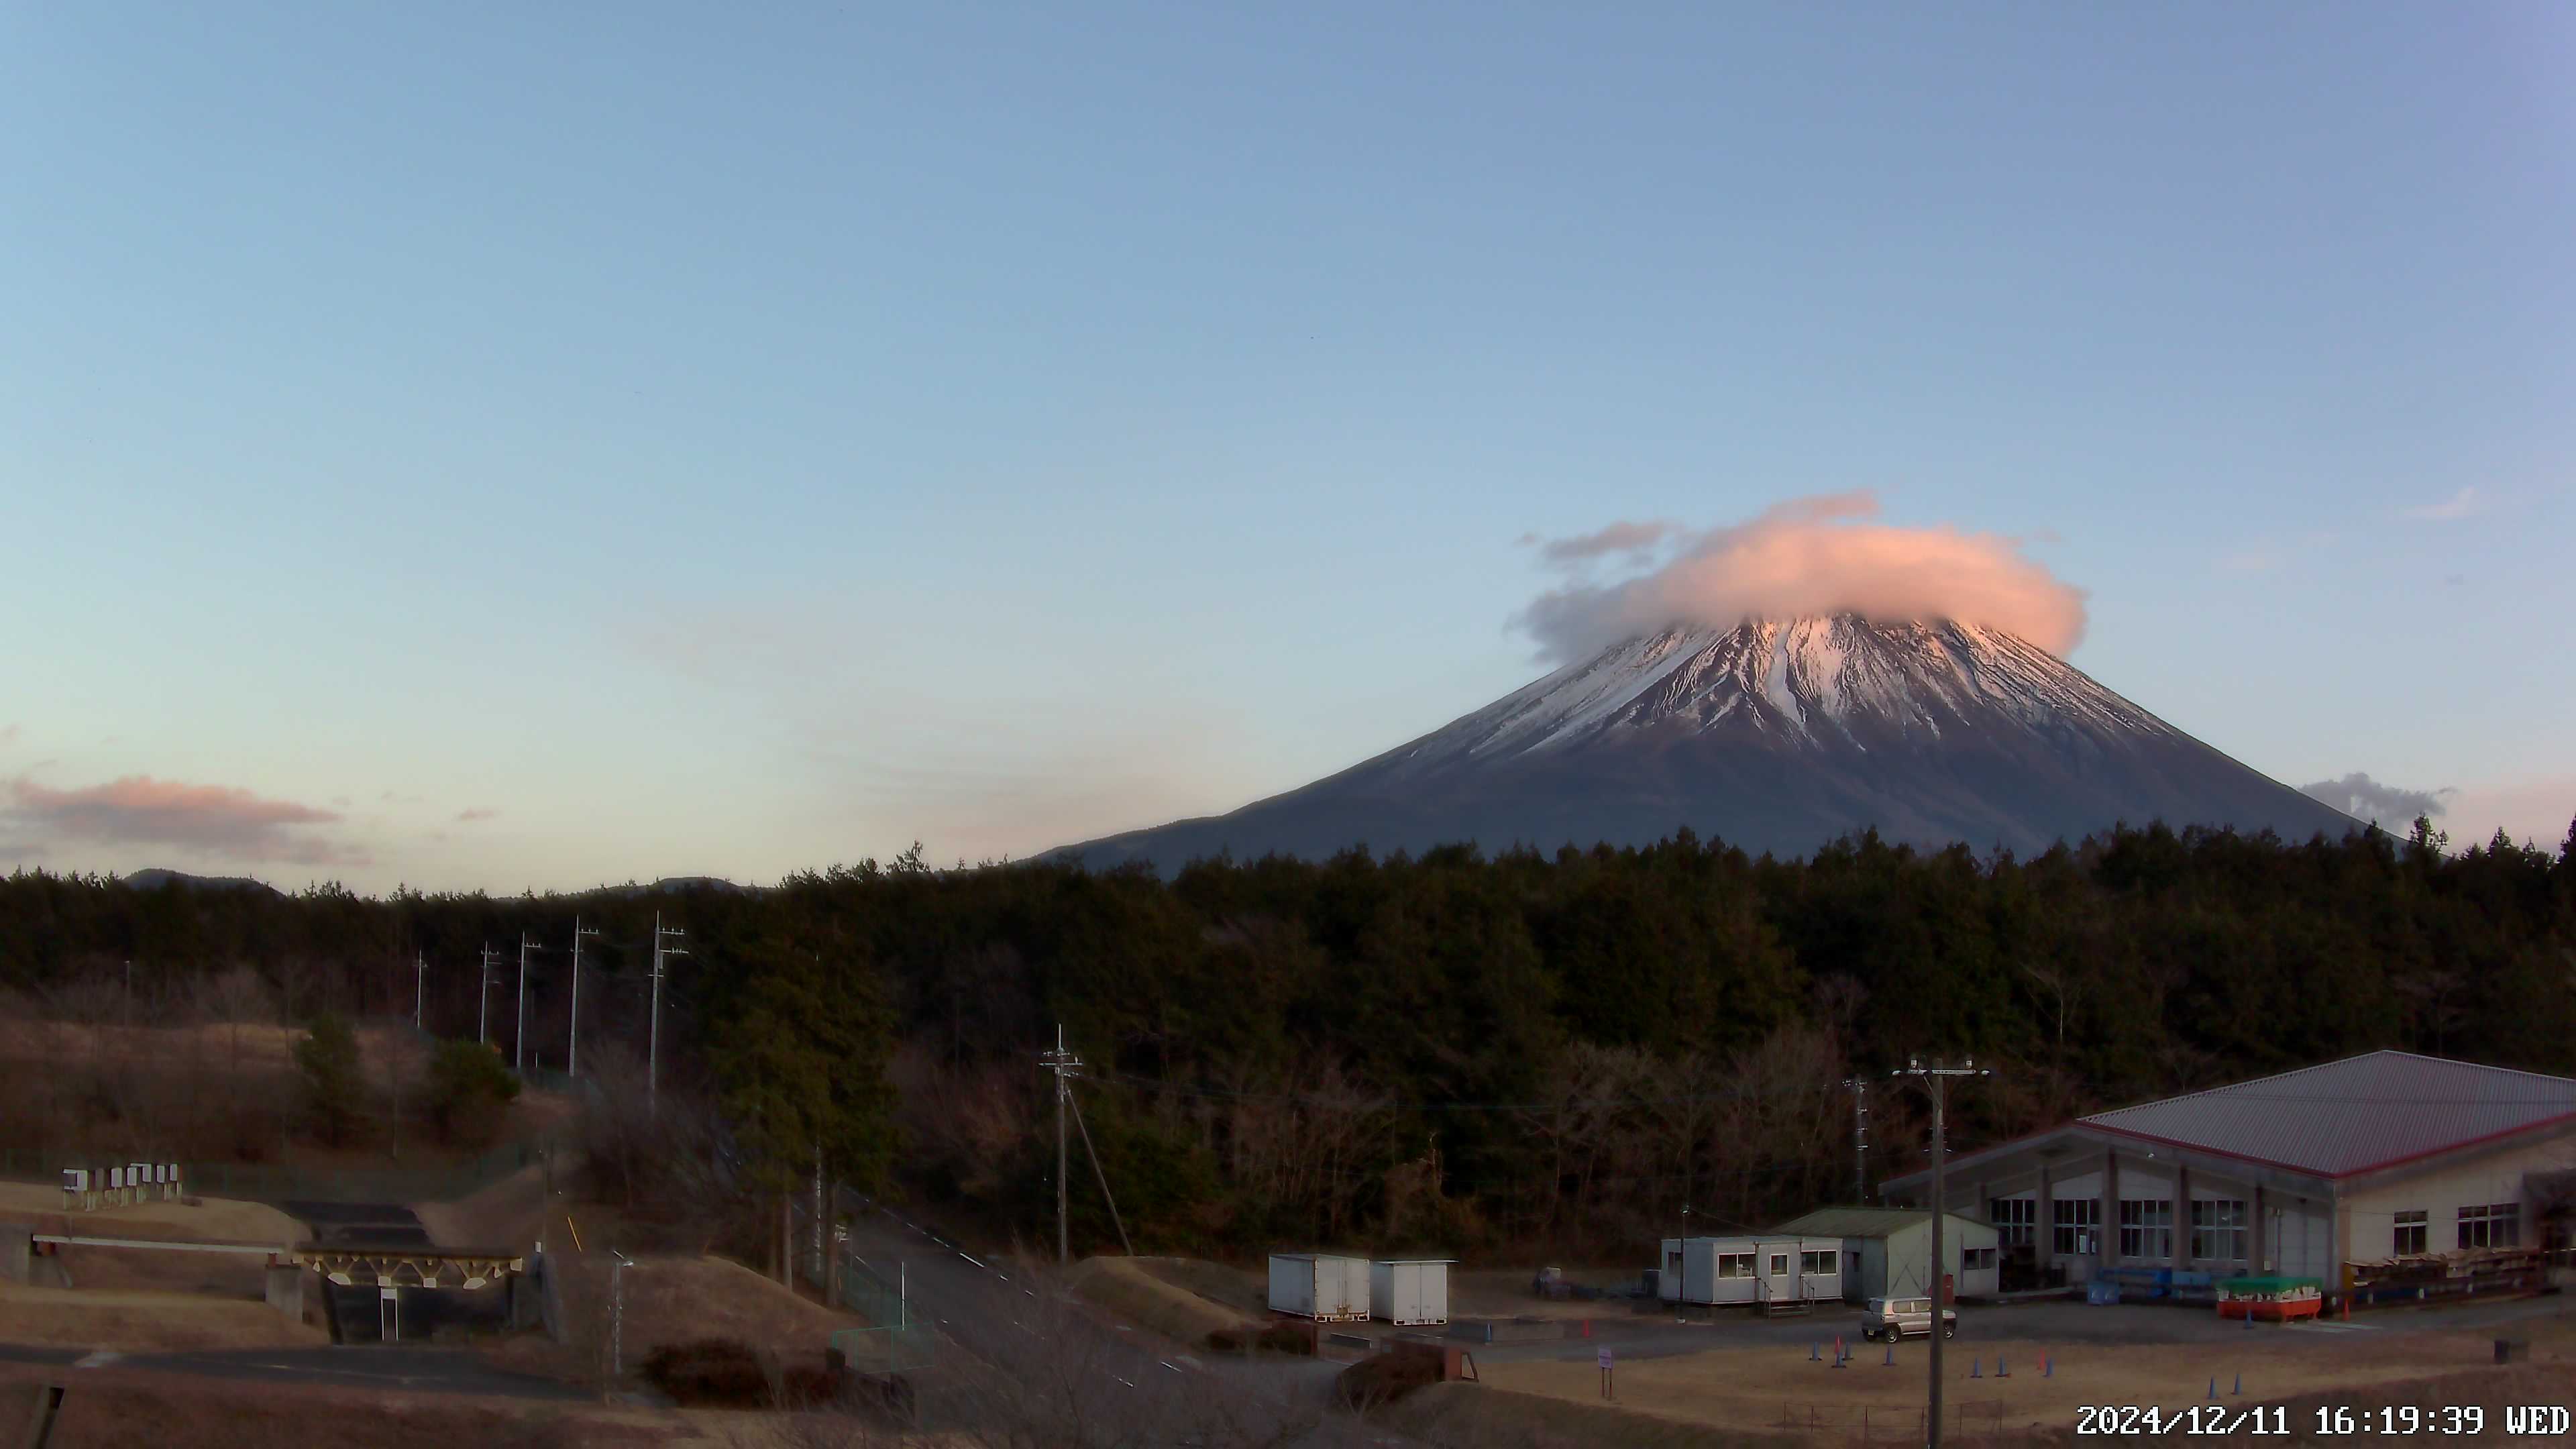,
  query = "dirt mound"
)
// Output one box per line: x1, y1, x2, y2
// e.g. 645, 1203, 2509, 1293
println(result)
1067, 1256, 1252, 1345
493, 1245, 859, 1391
416, 1161, 559, 1250
1337, 1350, 1444, 1410
1135, 1256, 1266, 1316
